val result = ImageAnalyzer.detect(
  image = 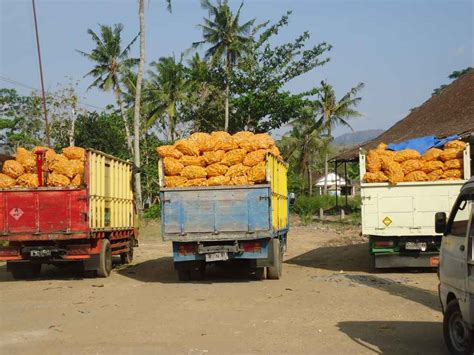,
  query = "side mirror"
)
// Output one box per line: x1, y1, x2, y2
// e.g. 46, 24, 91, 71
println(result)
435, 212, 447, 234
289, 192, 296, 206
144, 202, 150, 210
